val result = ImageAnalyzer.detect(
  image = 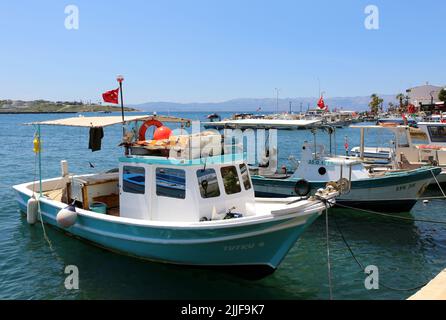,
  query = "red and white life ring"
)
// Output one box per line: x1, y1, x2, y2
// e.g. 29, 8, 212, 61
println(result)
138, 119, 163, 141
